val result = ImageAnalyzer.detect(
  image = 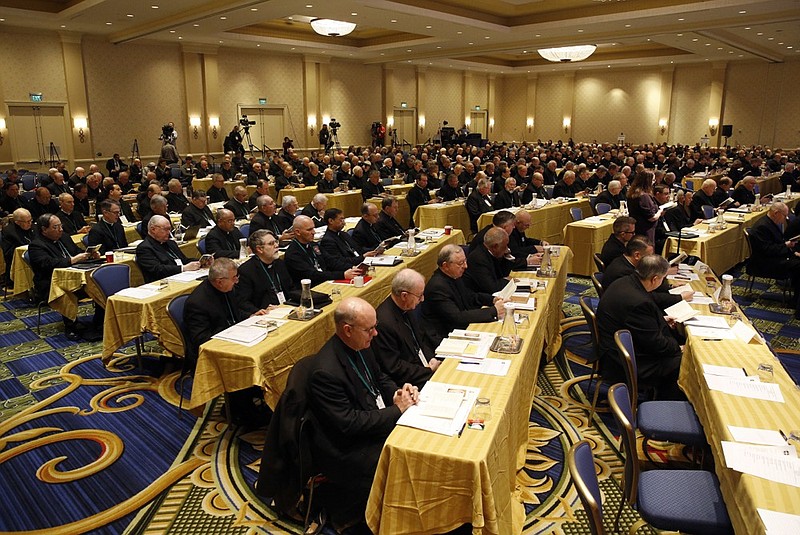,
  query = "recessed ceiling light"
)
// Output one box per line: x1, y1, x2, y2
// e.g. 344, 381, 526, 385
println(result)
305, 4, 313, 8
178, 36, 182, 40
739, 10, 747, 14
523, 50, 527, 53
705, 43, 711, 46
106, 22, 112, 25
390, 19, 397, 23
768, 37, 774, 40
380, 53, 385, 56
677, 33, 683, 37
788, 46, 794, 49
257, 44, 260, 47
647, 38, 651, 41
406, 49, 411, 52
60, 24, 66, 28
220, 16, 227, 20
739, 54, 744, 57
287, 16, 293, 20
729, 51, 733, 54
678, 18, 684, 21
219, 40, 223, 44
407, 60, 411, 63
744, 27, 751, 30
535, 34, 541, 37
151, 5, 158, 8
169, 30, 176, 33
757, 32, 763, 35
578, 29, 584, 33
692, 38, 698, 41
426, 25, 432, 29
351, 12, 357, 16
484, 36, 490, 39
468, 42, 473, 45
251, 8, 258, 11
457, 31, 462, 35
193, 24, 199, 27
436, 46, 441, 49
778, 42, 784, 45
625, 24, 631, 28
717, 47, 723, 50
126, 14, 134, 18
